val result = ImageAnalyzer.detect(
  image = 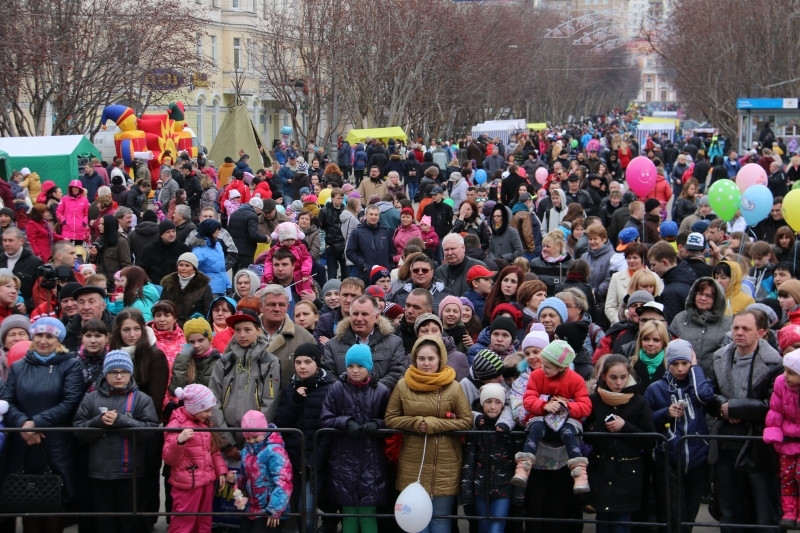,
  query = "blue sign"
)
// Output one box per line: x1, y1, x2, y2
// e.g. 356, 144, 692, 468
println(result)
737, 98, 799, 110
